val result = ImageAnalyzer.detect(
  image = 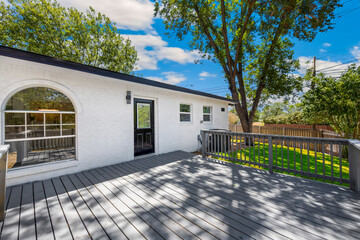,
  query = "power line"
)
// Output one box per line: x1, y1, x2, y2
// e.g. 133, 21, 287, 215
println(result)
204, 89, 230, 94
337, 6, 360, 18
204, 89, 230, 93
320, 70, 346, 74
195, 86, 229, 91
320, 56, 359, 63
316, 59, 359, 72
